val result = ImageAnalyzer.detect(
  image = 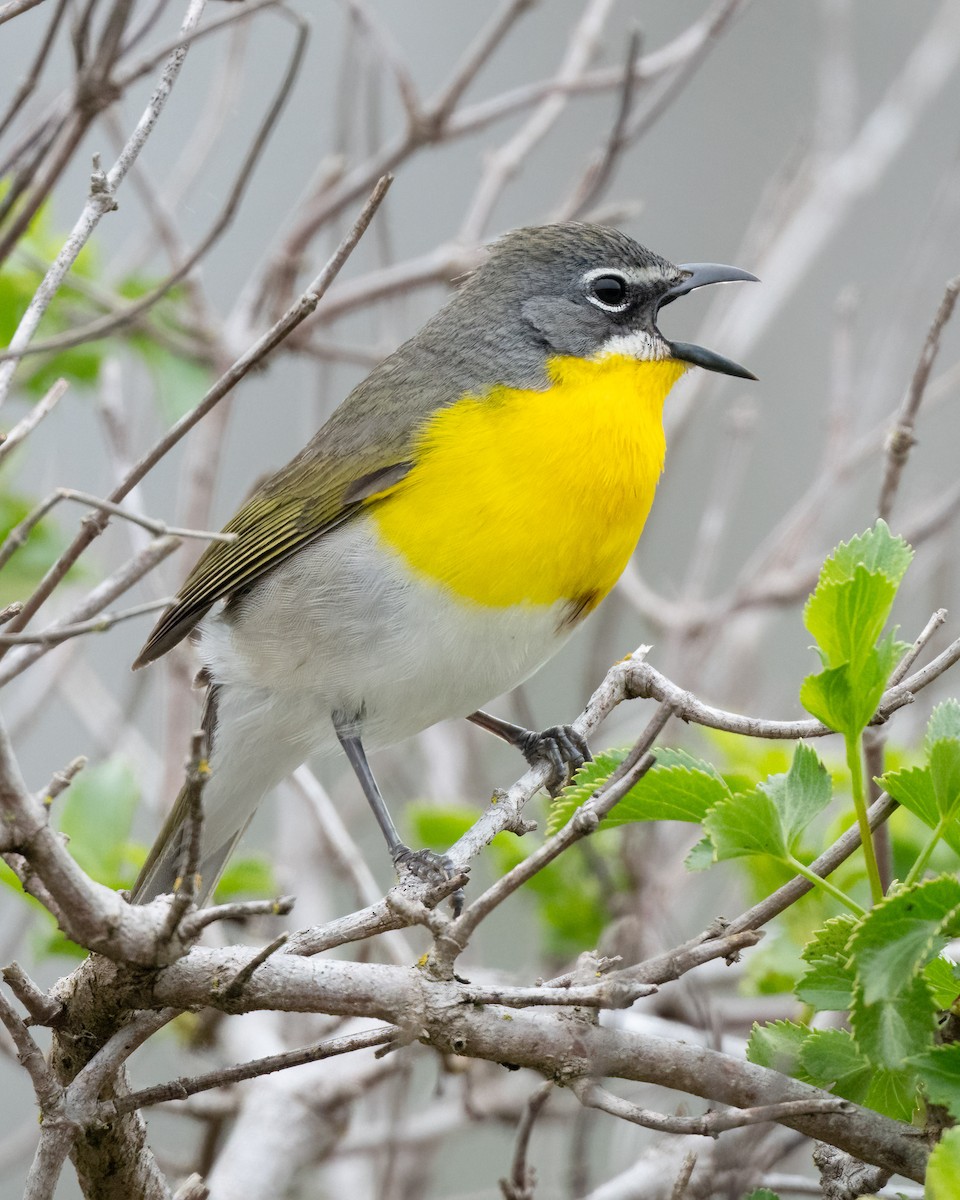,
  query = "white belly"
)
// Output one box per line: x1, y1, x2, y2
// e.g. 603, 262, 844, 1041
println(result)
196, 517, 575, 854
